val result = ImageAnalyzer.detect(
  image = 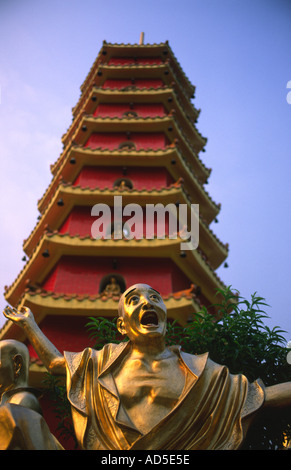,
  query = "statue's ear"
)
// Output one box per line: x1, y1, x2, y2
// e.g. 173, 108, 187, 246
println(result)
13, 354, 23, 379
117, 317, 127, 335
